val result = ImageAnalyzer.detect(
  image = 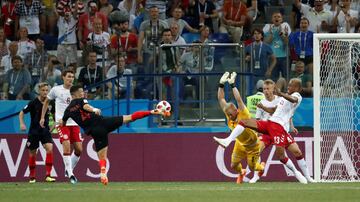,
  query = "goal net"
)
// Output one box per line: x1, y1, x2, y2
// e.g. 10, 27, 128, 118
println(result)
314, 34, 360, 182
